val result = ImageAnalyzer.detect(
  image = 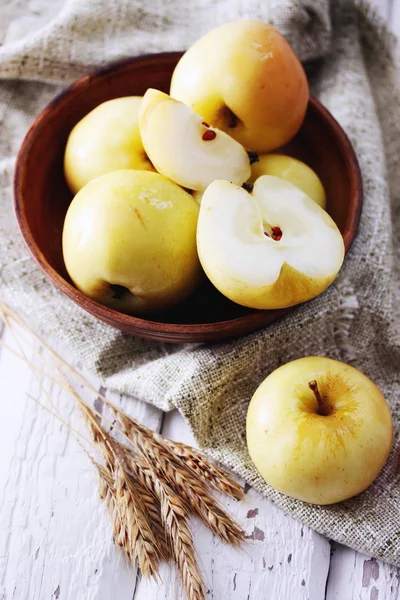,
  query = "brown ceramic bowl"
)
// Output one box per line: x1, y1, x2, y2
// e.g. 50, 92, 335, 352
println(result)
14, 52, 362, 343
